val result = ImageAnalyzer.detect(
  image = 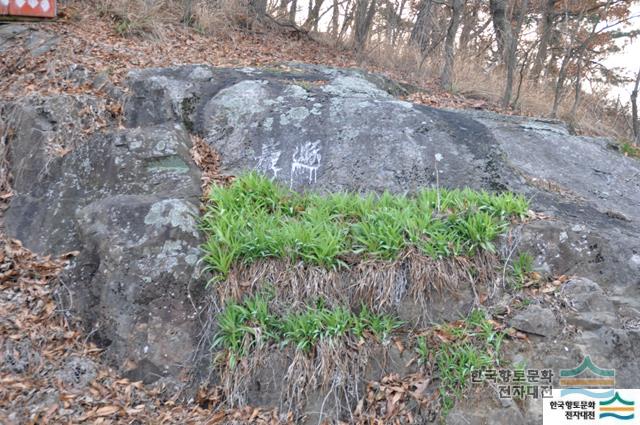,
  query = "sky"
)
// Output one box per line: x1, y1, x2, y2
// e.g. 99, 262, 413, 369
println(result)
604, 4, 640, 103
